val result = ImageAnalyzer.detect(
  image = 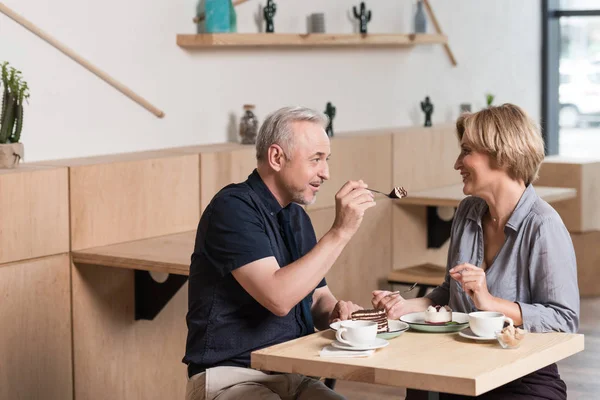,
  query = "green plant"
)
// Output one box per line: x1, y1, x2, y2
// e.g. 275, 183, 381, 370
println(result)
0, 62, 30, 144
485, 93, 495, 107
